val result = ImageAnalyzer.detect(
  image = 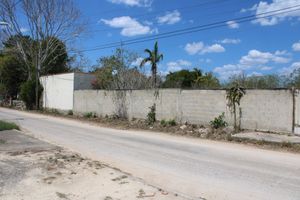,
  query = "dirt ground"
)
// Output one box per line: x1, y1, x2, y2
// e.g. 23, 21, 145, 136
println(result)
0, 130, 185, 200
